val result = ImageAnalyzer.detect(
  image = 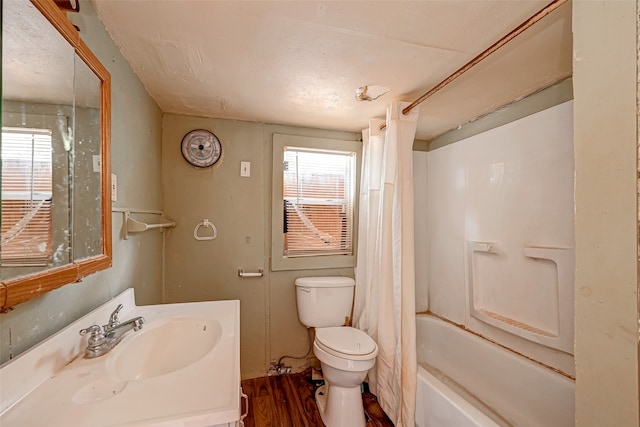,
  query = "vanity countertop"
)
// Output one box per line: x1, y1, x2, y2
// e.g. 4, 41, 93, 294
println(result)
0, 289, 241, 427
